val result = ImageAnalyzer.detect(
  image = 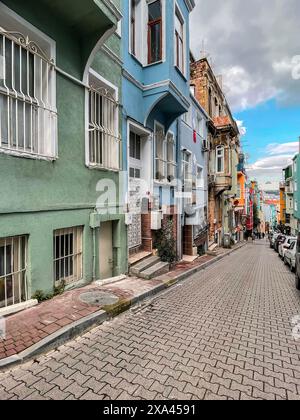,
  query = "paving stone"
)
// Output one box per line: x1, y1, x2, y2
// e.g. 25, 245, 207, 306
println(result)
0, 244, 299, 401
